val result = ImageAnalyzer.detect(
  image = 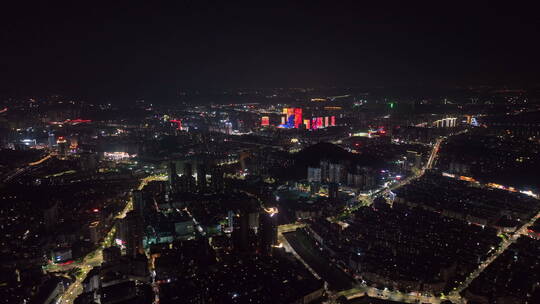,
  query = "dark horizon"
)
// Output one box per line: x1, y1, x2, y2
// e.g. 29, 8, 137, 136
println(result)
1, 2, 540, 101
